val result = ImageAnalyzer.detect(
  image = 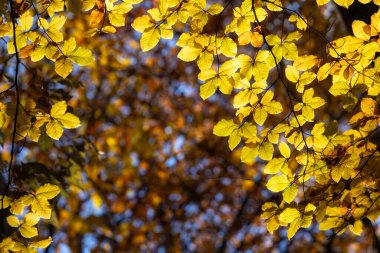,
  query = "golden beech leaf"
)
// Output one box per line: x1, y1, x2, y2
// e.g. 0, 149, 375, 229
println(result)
55, 57, 73, 78
19, 213, 40, 238
238, 31, 251, 46
89, 9, 105, 26
333, 0, 354, 8
279, 208, 300, 223
140, 27, 160, 52
0, 196, 11, 209
319, 217, 344, 231
7, 215, 20, 227
102, 26, 117, 33
287, 218, 302, 239
352, 20, 371, 41
29, 237, 53, 249
19, 224, 38, 238
177, 46, 202, 62
294, 55, 320, 71
267, 175, 290, 192
349, 220, 363, 235
220, 37, 237, 57
50, 101, 67, 117
289, 14, 307, 31
46, 120, 64, 140
279, 142, 291, 158
251, 31, 264, 48
10, 198, 26, 215
283, 184, 298, 203
46, 101, 80, 139
317, 0, 330, 5
258, 141, 274, 161
69, 47, 95, 66
36, 184, 61, 200
240, 146, 258, 163
361, 97, 378, 115
213, 119, 237, 137
31, 197, 52, 219
264, 158, 287, 175
56, 113, 81, 129
266, 216, 279, 234
0, 237, 15, 251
